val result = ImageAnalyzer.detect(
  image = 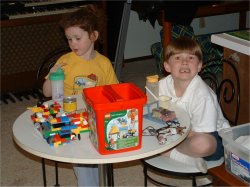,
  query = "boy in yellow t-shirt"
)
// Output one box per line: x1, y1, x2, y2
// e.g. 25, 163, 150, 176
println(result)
43, 4, 118, 97
42, 4, 118, 186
